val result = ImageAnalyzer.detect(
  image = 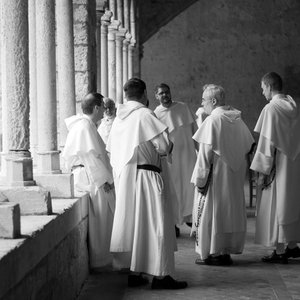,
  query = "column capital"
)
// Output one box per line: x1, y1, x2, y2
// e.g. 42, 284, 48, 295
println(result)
101, 9, 113, 25
123, 32, 132, 46
108, 19, 120, 31
129, 37, 136, 47
96, 11, 103, 26
116, 27, 127, 39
